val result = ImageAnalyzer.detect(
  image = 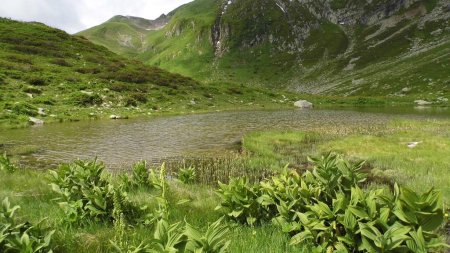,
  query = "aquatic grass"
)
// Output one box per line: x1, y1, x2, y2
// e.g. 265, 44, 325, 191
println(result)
163, 156, 274, 185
